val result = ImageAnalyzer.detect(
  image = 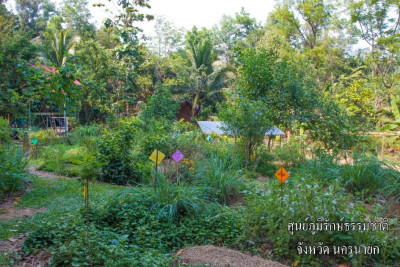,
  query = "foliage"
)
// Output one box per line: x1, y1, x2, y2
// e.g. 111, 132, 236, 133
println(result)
273, 137, 304, 167
341, 152, 395, 197
0, 117, 10, 144
237, 47, 318, 127
140, 86, 179, 122
196, 153, 244, 204
29, 129, 59, 146
0, 145, 29, 198
69, 124, 100, 144
37, 144, 86, 177
95, 119, 137, 185
242, 176, 400, 265
117, 176, 206, 220
254, 147, 276, 176
219, 96, 273, 167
